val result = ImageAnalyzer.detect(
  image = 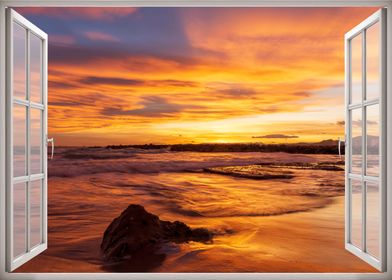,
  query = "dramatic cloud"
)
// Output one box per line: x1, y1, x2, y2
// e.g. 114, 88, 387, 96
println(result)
78, 76, 199, 88
205, 83, 258, 98
13, 7, 378, 145
101, 96, 203, 118
80, 76, 145, 87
